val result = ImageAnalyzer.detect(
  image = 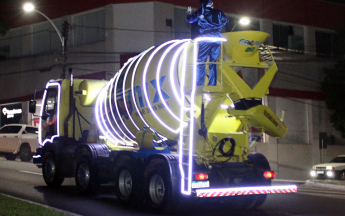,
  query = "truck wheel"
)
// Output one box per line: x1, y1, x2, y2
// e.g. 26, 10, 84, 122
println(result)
19, 145, 32, 162
75, 157, 99, 194
5, 153, 17, 161
144, 158, 174, 213
246, 153, 271, 209
113, 155, 143, 205
42, 152, 64, 187
339, 171, 345, 181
